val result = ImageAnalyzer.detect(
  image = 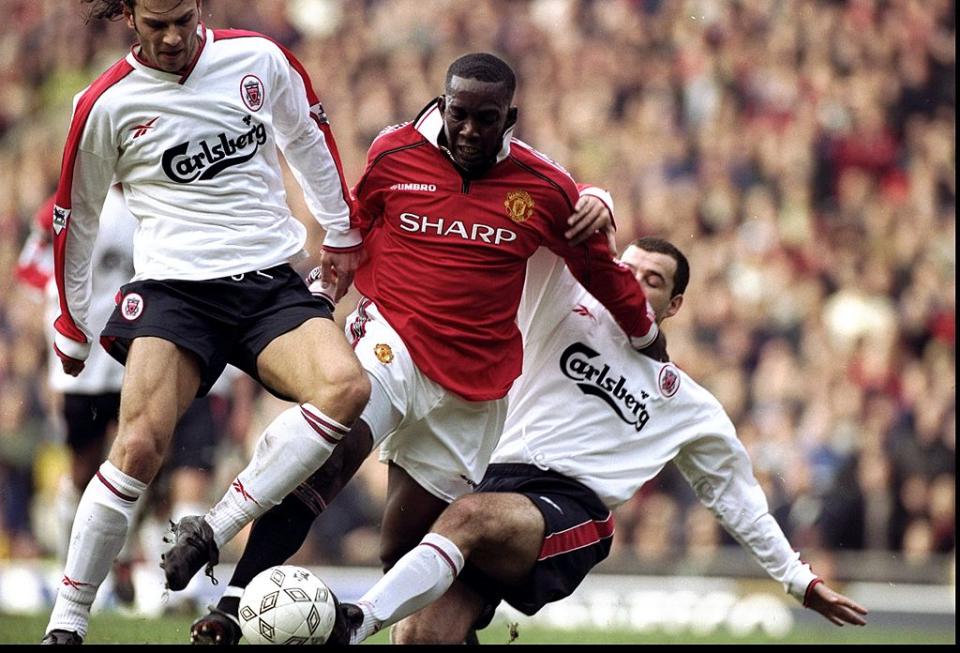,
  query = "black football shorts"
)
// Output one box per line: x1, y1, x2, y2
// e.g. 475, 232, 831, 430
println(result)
458, 463, 615, 621
101, 264, 332, 399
